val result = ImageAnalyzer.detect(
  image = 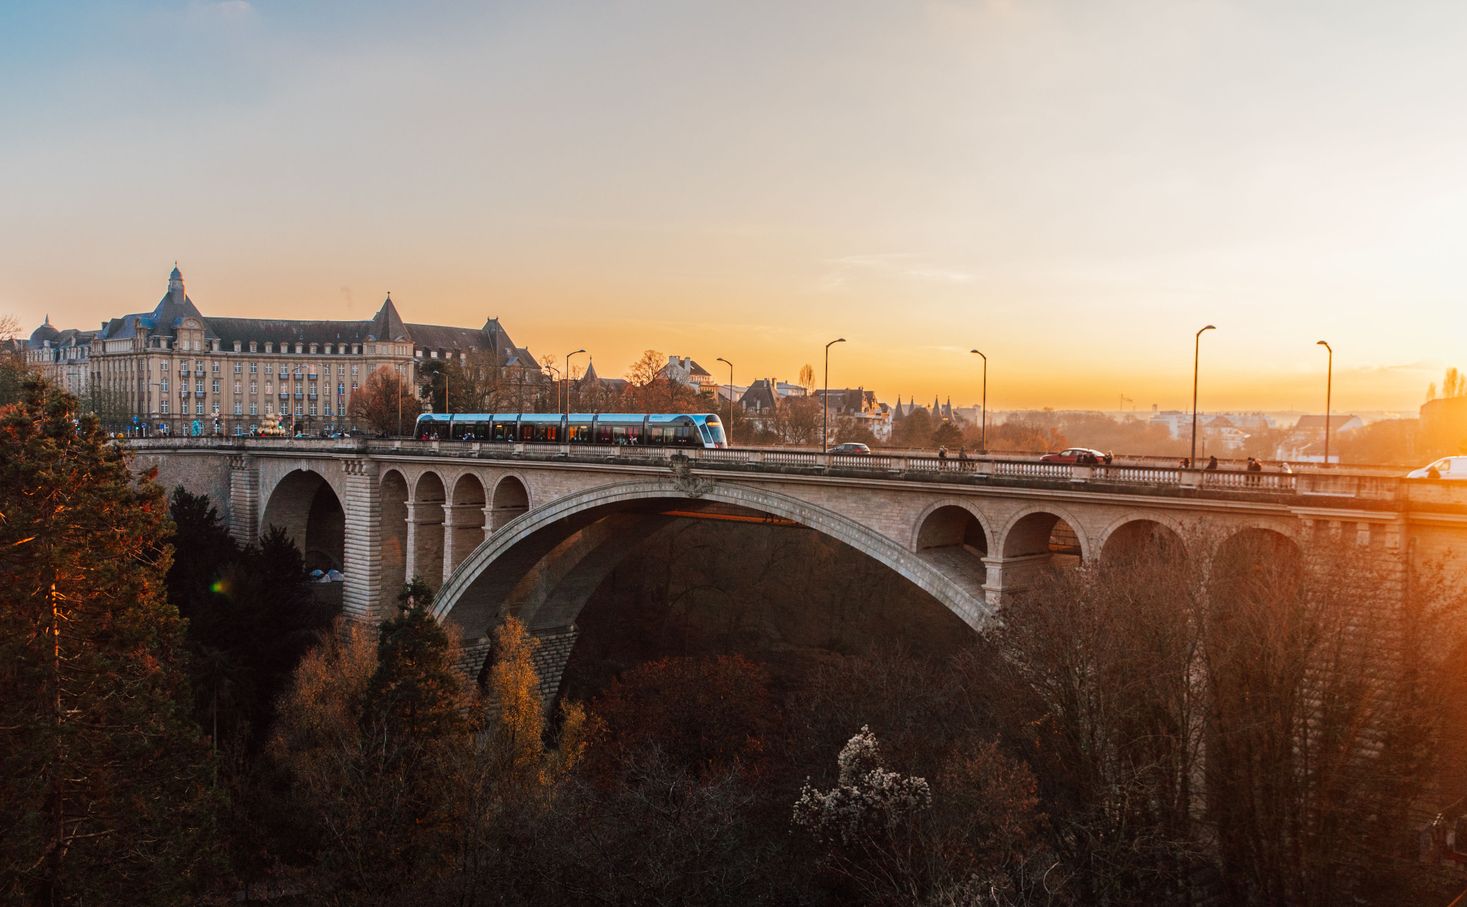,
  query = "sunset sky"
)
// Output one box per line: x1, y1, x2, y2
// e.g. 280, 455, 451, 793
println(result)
3, 1, 1464, 414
